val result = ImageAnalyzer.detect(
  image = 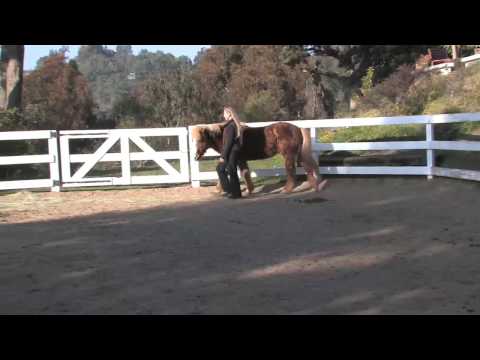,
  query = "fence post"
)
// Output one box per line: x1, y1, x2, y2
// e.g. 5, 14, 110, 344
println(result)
48, 130, 61, 192
178, 127, 191, 183
188, 126, 201, 188
426, 123, 434, 180
120, 134, 131, 185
